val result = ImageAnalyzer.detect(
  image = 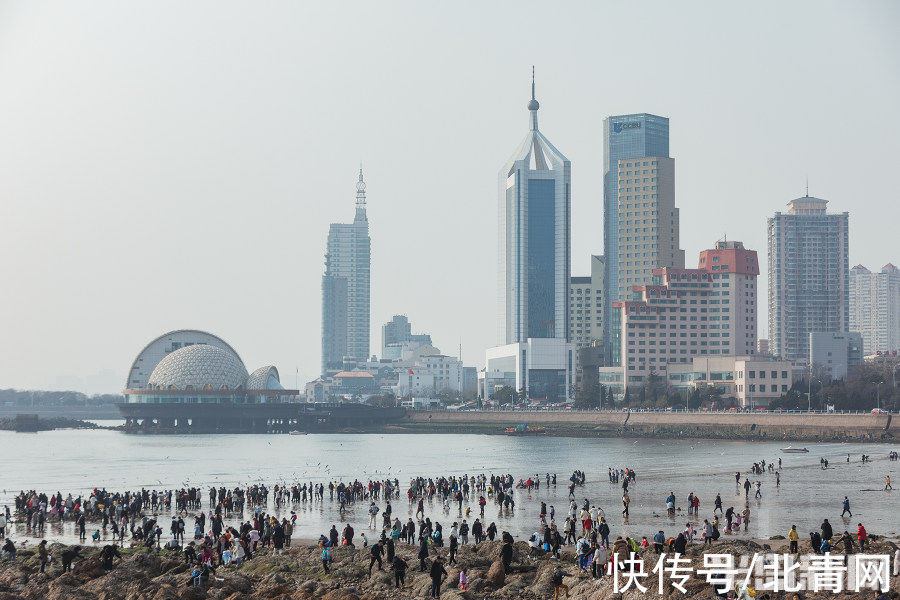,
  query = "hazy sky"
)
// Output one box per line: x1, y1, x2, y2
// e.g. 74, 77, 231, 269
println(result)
1, 1, 898, 394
